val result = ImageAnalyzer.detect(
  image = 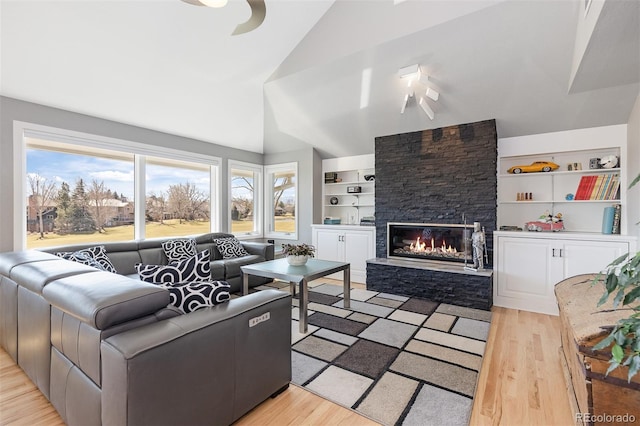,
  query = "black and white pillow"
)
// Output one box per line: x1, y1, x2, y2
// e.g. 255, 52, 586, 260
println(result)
159, 281, 231, 314
213, 237, 249, 259
162, 238, 198, 263
56, 245, 117, 273
56, 250, 105, 270
136, 250, 211, 283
